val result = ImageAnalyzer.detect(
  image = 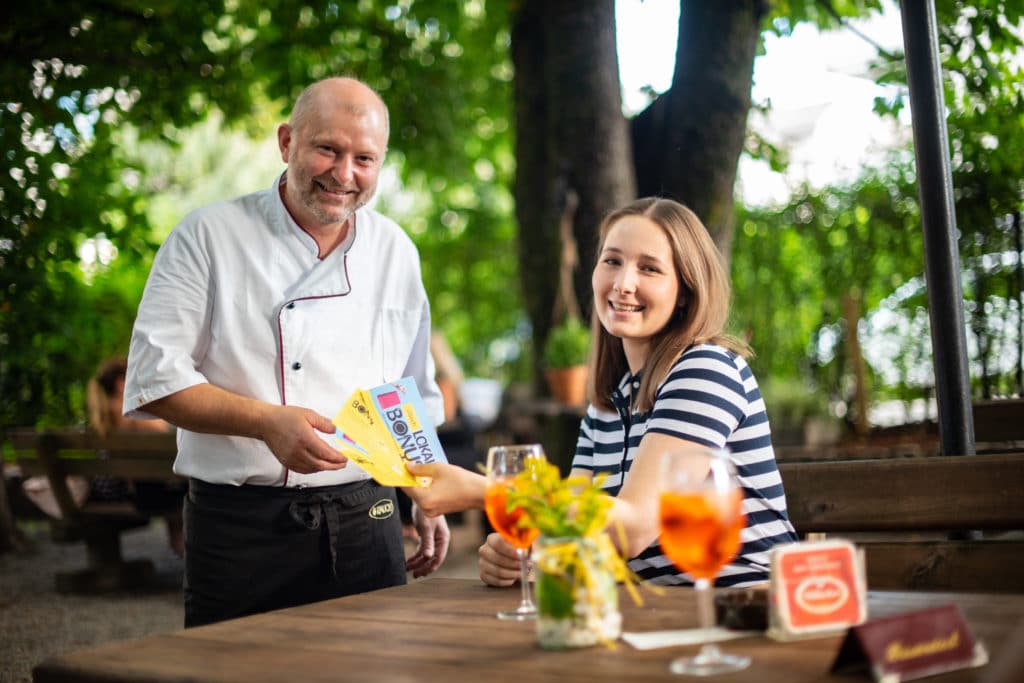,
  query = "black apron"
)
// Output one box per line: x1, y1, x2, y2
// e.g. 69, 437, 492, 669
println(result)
183, 478, 405, 627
